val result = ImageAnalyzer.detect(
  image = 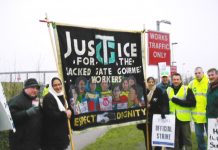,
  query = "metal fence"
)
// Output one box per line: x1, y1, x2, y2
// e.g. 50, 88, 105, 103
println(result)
0, 71, 58, 84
